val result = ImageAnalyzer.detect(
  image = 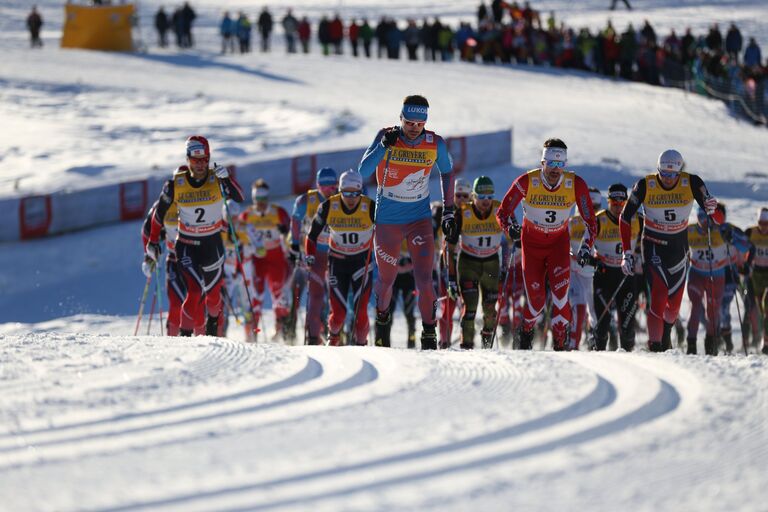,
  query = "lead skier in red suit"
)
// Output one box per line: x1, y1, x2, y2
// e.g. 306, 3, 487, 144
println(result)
496, 138, 598, 350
